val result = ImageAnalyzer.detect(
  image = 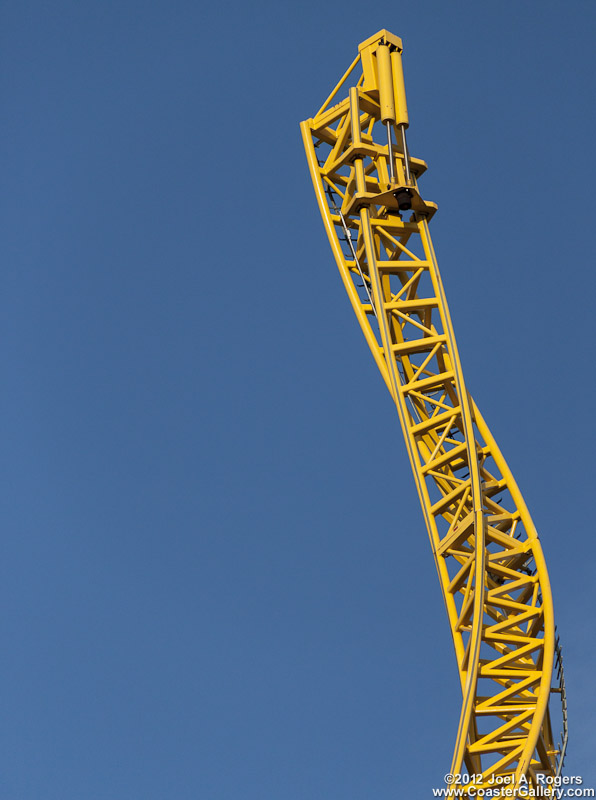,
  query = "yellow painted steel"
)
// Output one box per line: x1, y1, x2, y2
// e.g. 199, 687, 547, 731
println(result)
301, 30, 566, 794
377, 45, 396, 123
391, 48, 409, 127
